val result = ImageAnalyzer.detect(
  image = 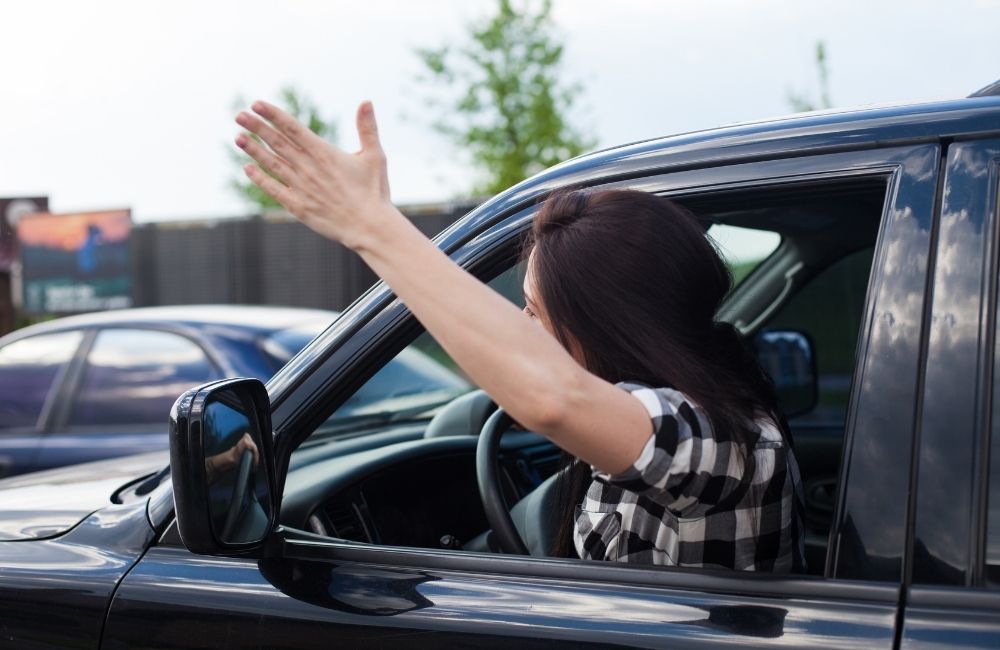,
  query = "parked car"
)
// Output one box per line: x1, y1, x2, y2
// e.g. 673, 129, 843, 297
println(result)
3, 84, 1000, 648
0, 305, 469, 477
